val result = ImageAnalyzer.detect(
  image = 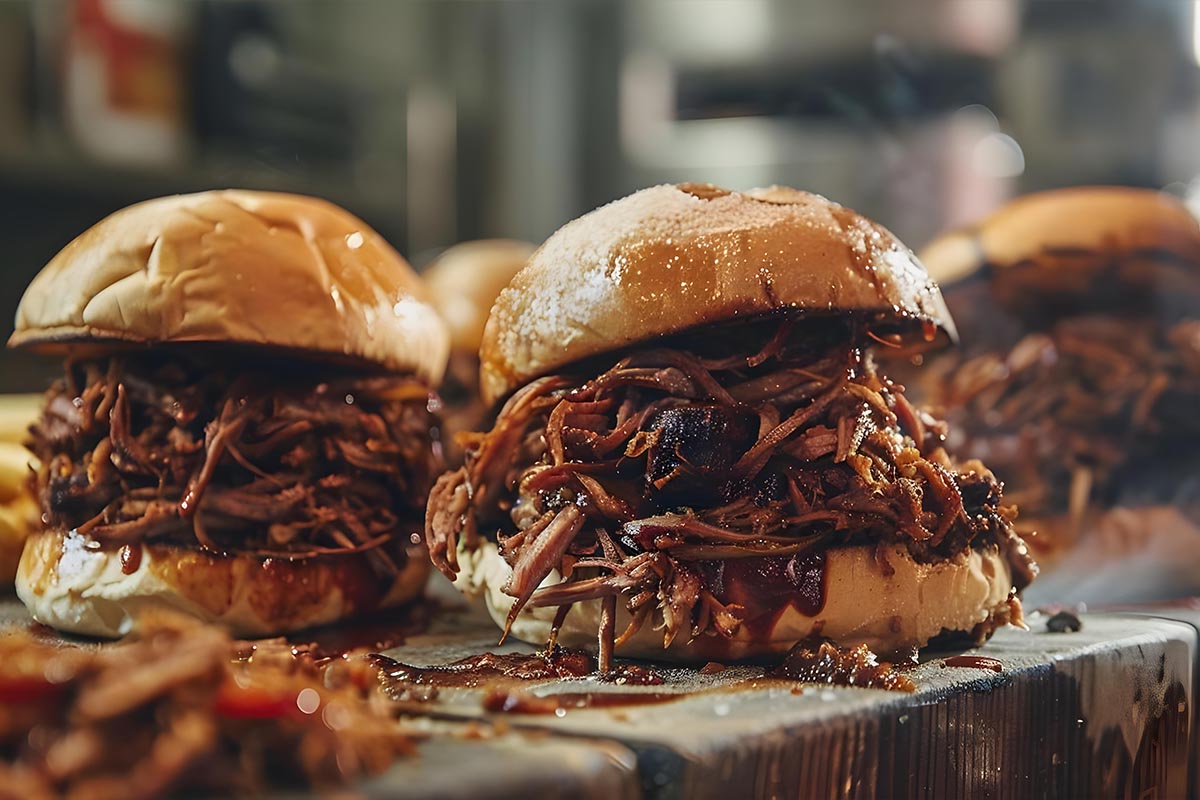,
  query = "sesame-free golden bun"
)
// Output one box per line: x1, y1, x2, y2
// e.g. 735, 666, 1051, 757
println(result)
16, 528, 431, 638
919, 186, 1200, 302
9, 190, 450, 385
424, 239, 536, 355
480, 183, 957, 404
